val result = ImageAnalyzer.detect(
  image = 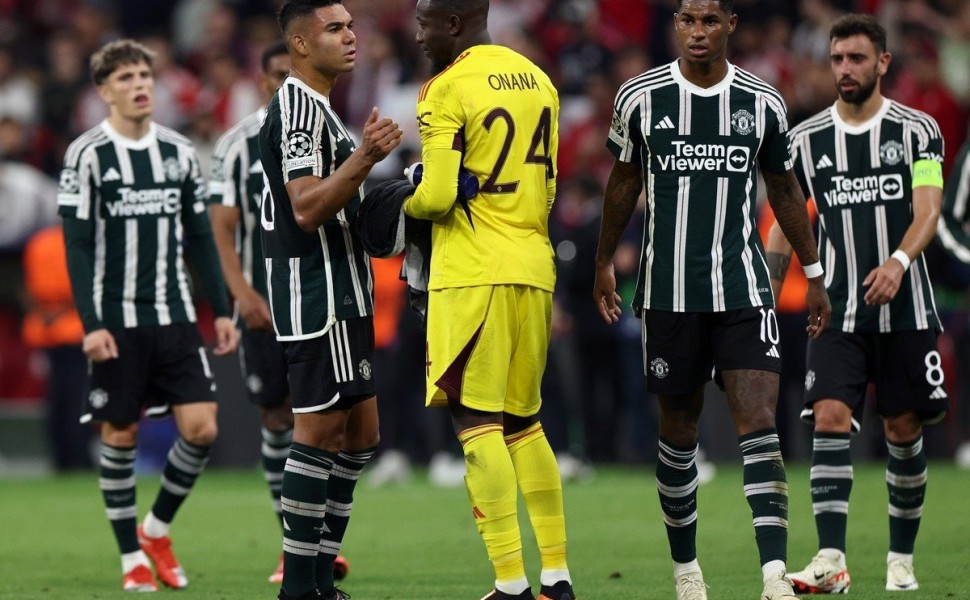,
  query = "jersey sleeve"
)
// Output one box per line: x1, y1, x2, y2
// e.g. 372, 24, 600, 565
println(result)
180, 145, 231, 318
57, 143, 97, 220
405, 80, 465, 220
937, 140, 970, 265
606, 88, 642, 163
207, 136, 241, 208
758, 94, 794, 174
282, 87, 332, 183
58, 142, 101, 331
